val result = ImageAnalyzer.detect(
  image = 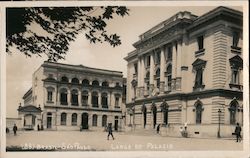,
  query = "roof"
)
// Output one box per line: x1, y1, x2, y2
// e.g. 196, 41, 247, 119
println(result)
18, 105, 42, 113
124, 6, 242, 61
22, 88, 32, 99
42, 61, 123, 77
